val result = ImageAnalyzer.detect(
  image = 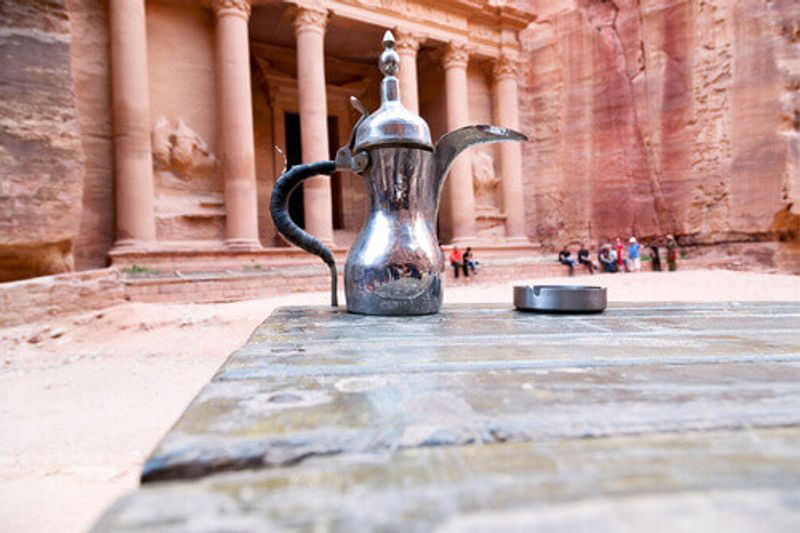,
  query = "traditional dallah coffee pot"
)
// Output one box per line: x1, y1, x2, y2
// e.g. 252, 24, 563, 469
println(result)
270, 30, 527, 315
